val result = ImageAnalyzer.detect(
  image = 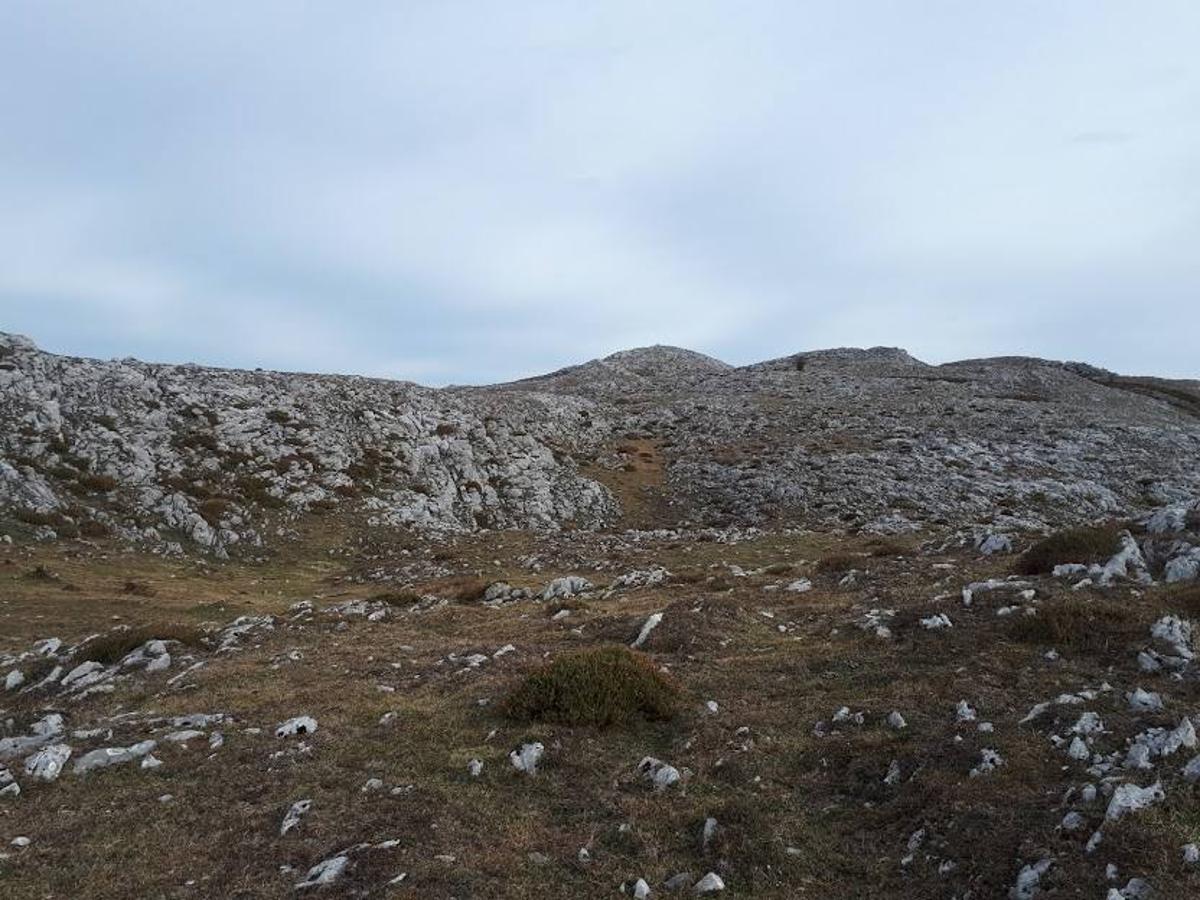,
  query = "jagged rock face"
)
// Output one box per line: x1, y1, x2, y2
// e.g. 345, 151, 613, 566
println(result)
2, 333, 1200, 551
0, 333, 617, 553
